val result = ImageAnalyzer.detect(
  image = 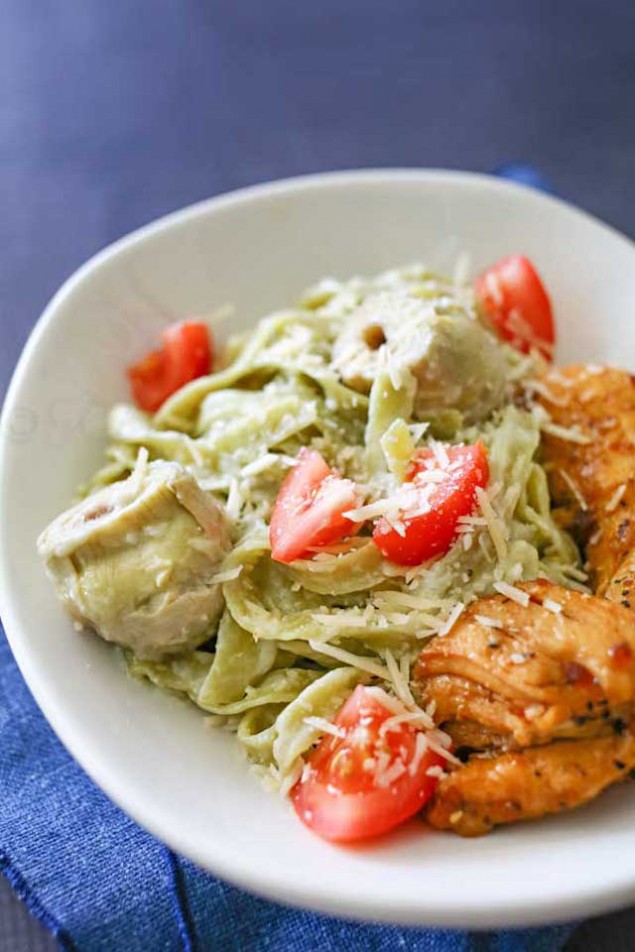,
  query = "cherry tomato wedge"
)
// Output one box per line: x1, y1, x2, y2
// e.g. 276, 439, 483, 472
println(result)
291, 685, 446, 842
270, 448, 360, 563
127, 321, 213, 413
474, 255, 555, 360
373, 442, 489, 566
